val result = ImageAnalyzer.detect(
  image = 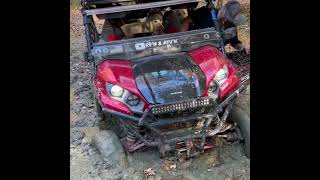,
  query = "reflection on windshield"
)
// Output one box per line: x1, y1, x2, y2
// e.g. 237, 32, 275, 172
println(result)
145, 69, 200, 103
146, 69, 200, 91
